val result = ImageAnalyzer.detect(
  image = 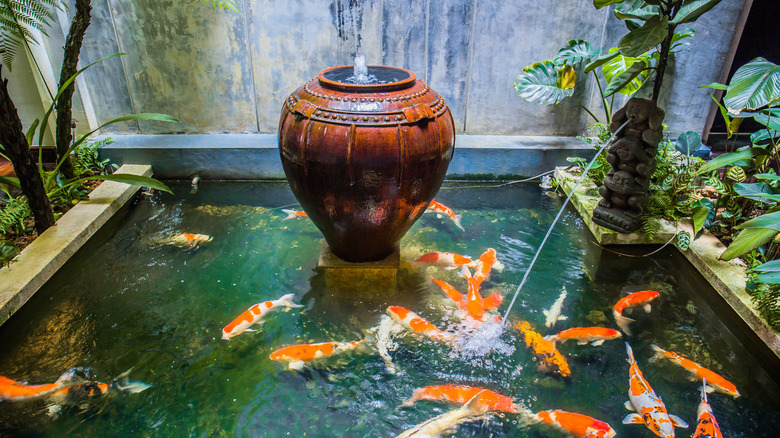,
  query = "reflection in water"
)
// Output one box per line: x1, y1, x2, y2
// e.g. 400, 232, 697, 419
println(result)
0, 181, 778, 437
